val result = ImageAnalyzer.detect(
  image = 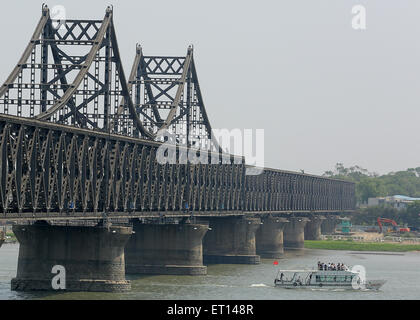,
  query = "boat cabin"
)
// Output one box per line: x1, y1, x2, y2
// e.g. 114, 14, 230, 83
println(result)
275, 269, 358, 288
